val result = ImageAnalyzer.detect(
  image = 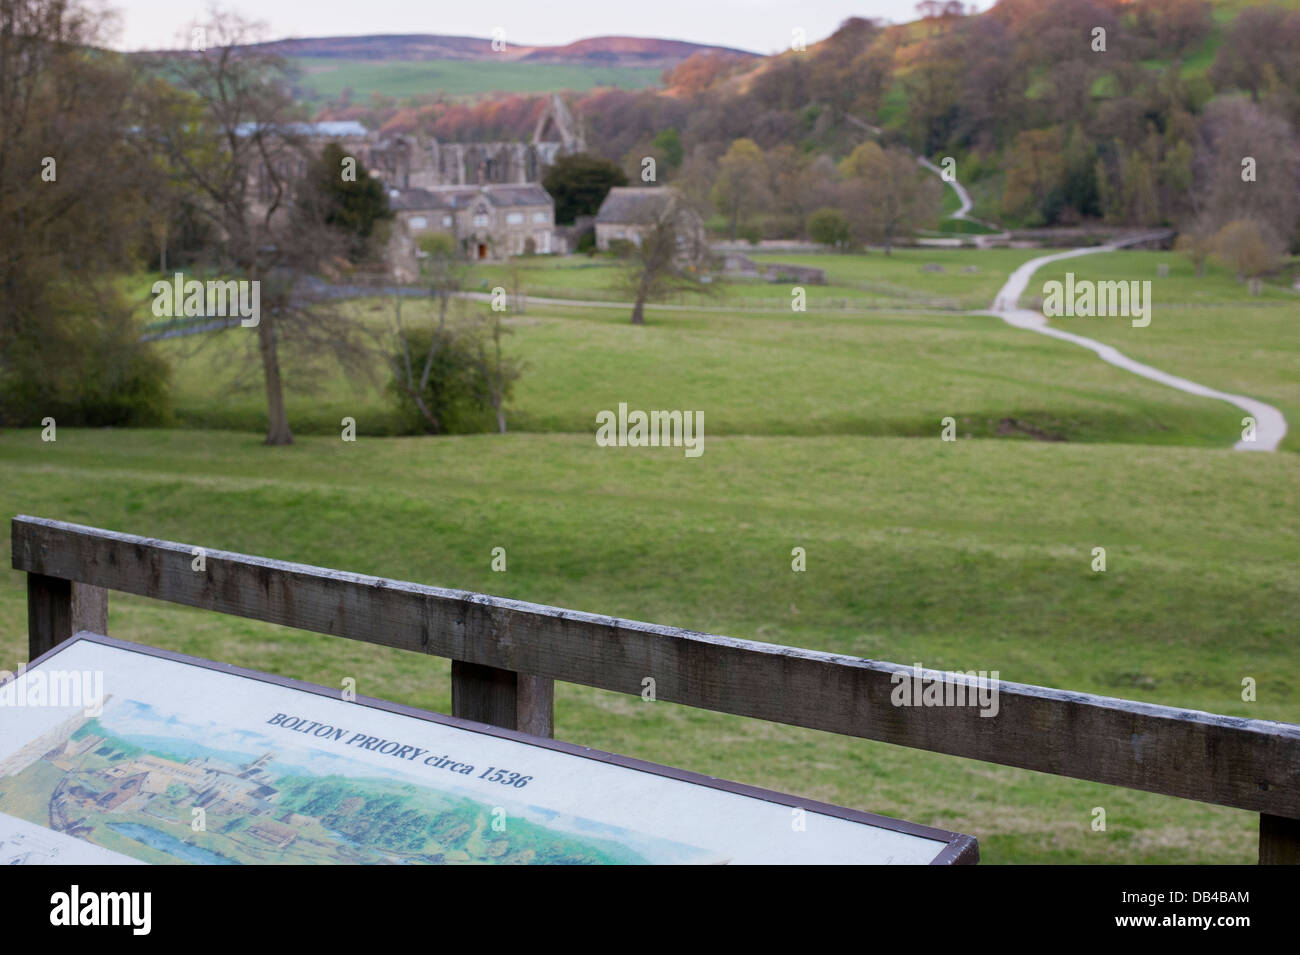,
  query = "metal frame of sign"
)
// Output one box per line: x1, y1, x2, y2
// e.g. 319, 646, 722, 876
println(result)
13, 632, 979, 865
